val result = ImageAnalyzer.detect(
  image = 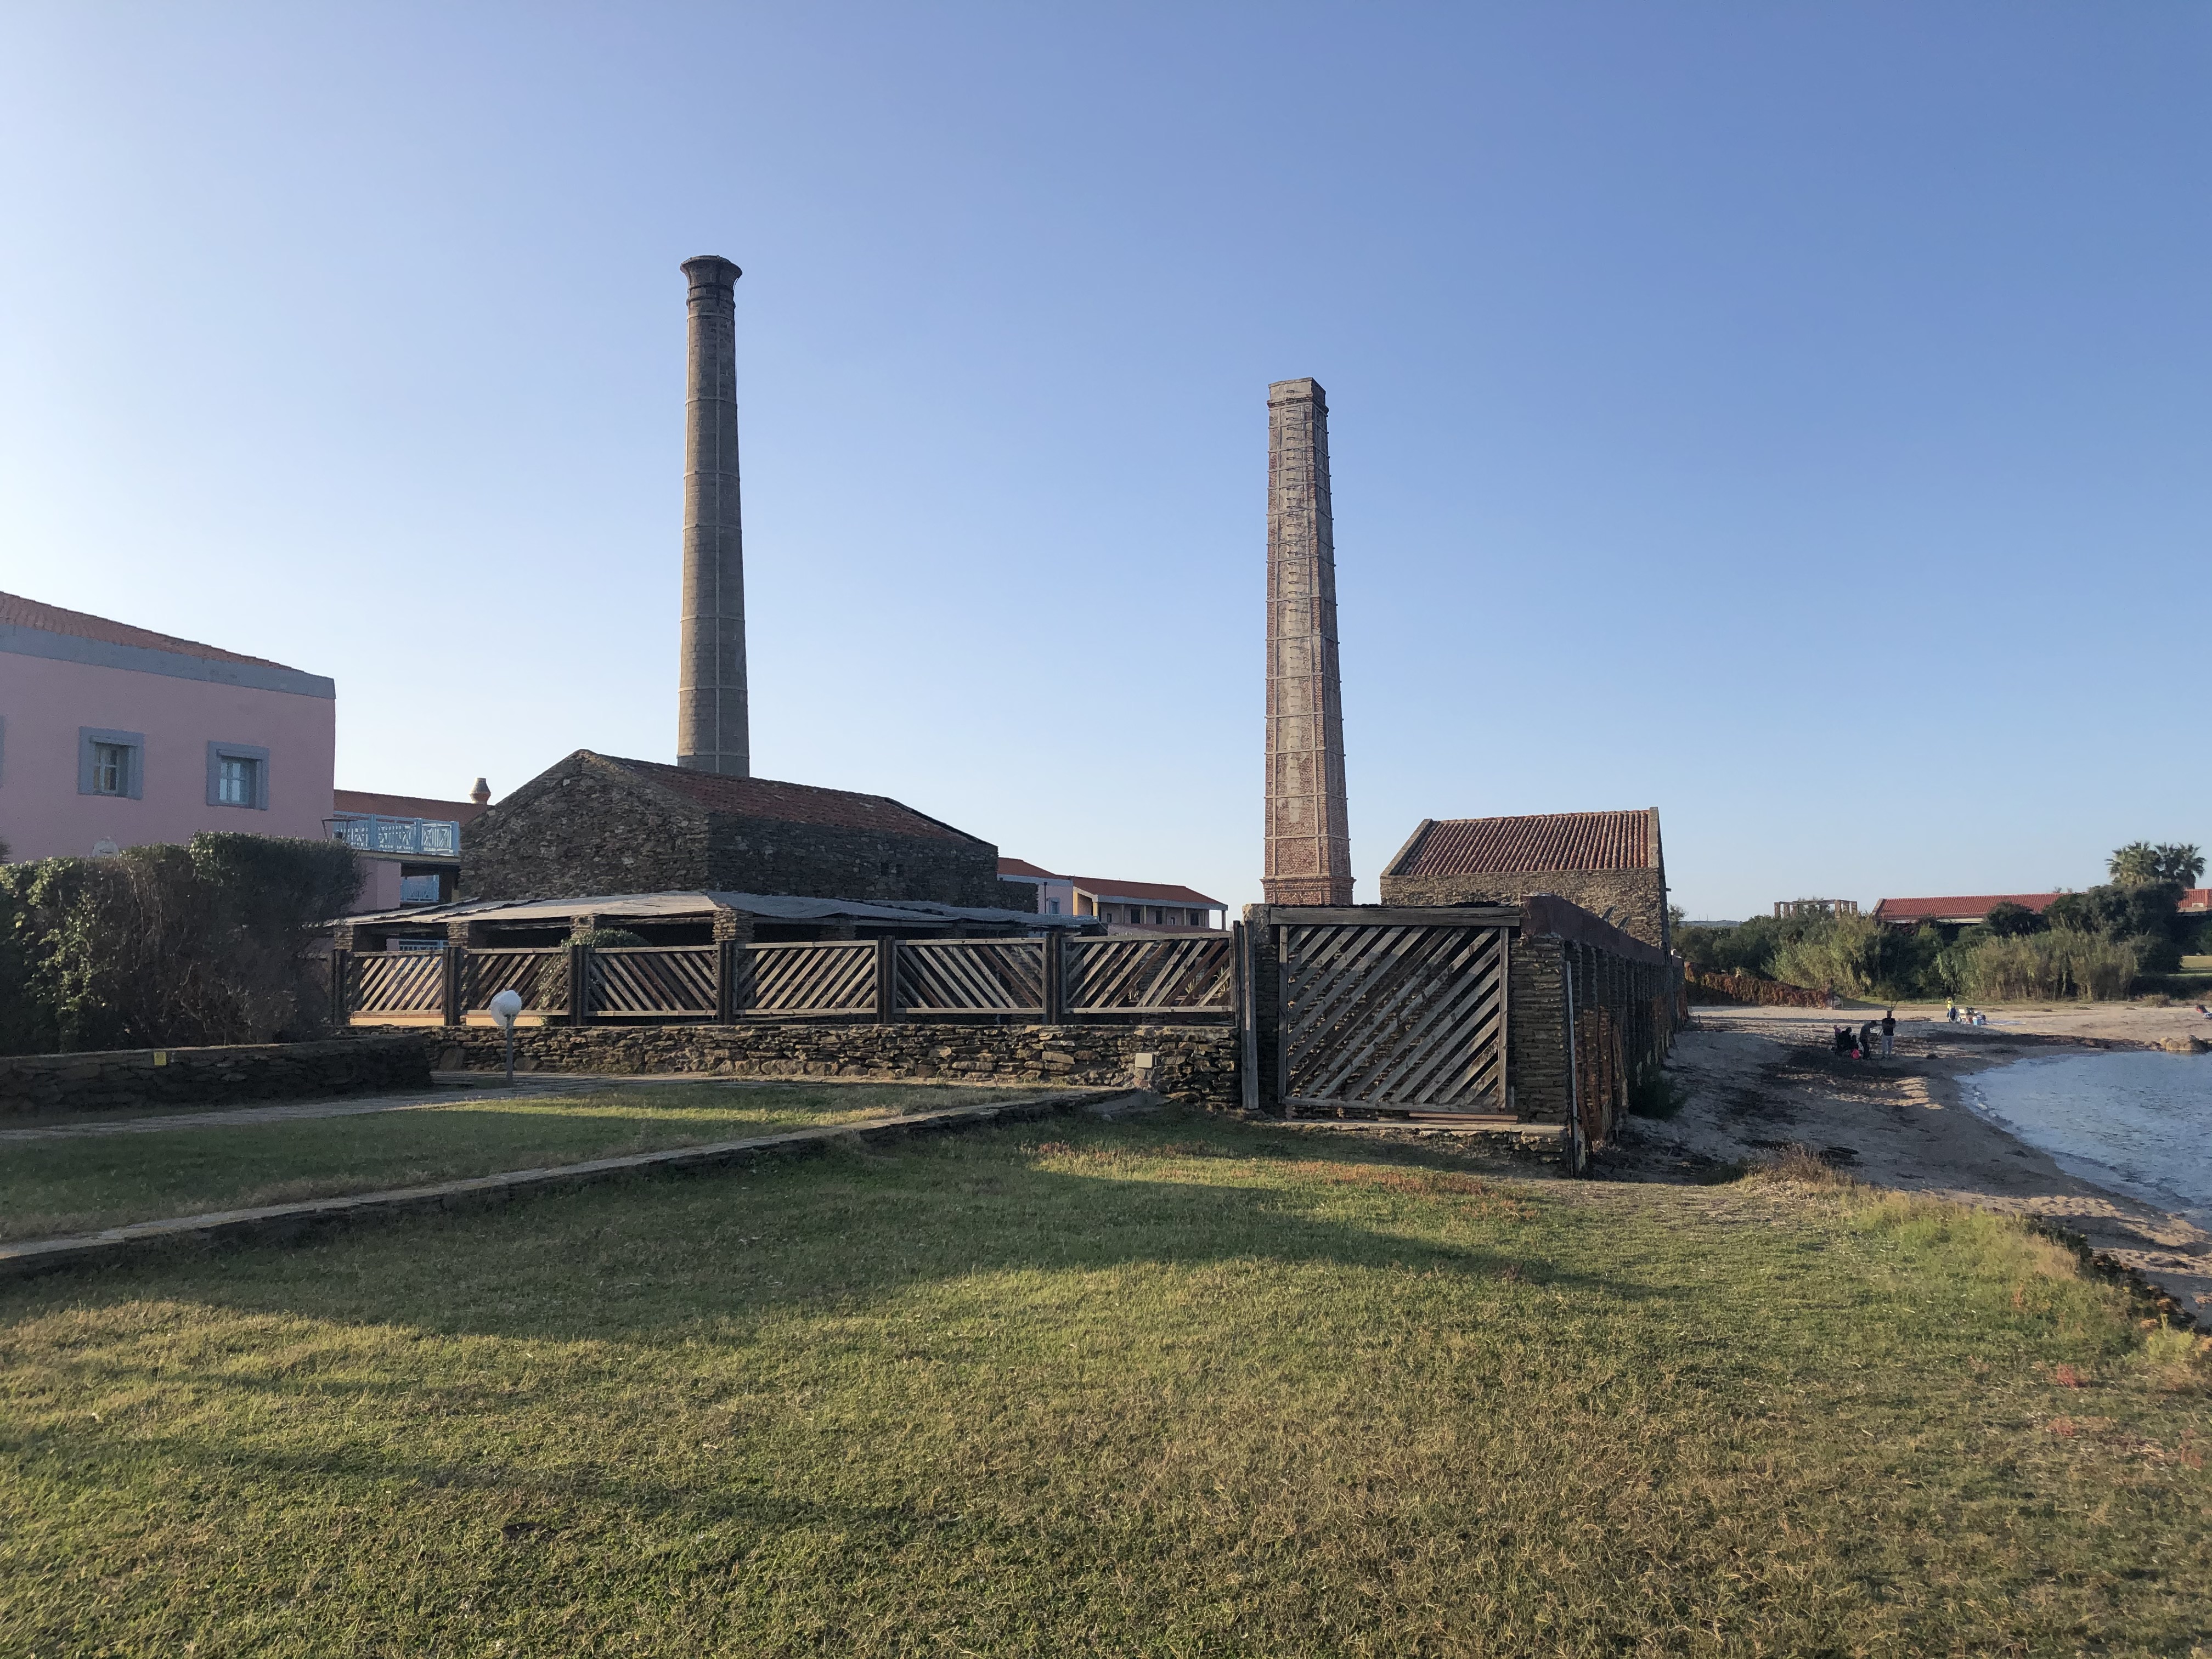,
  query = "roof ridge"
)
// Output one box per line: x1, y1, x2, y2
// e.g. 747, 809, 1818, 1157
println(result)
0, 588, 300, 672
